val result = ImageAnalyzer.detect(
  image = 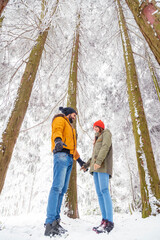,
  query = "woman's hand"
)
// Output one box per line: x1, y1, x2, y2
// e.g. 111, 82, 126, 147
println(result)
94, 163, 101, 170
80, 165, 88, 172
